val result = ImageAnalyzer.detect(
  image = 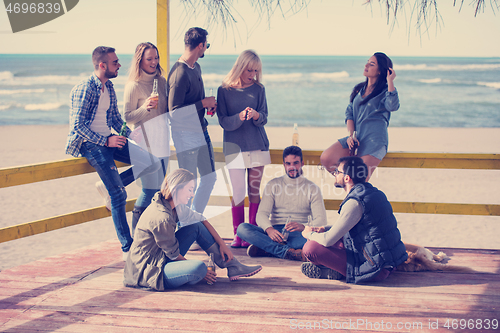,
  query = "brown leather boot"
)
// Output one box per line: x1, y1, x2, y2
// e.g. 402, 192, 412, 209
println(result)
247, 244, 273, 258
284, 248, 306, 261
